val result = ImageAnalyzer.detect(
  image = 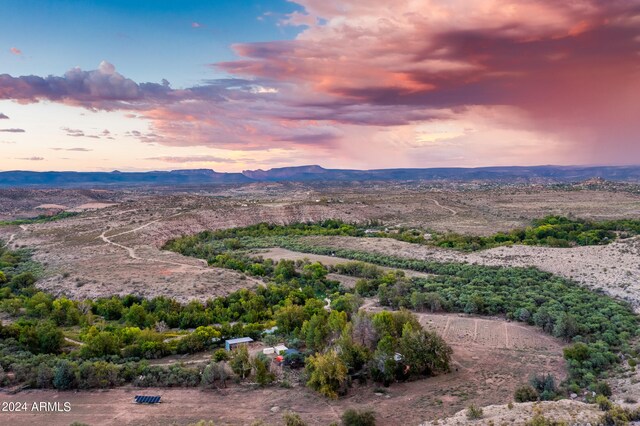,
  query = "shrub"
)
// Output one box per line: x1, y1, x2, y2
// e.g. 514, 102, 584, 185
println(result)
599, 406, 630, 425
592, 381, 612, 397
283, 411, 308, 426
525, 413, 568, 426
530, 374, 558, 401
514, 384, 539, 402
213, 348, 229, 362
201, 363, 217, 389
466, 405, 483, 420
596, 395, 613, 411
53, 360, 76, 390
341, 408, 376, 426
